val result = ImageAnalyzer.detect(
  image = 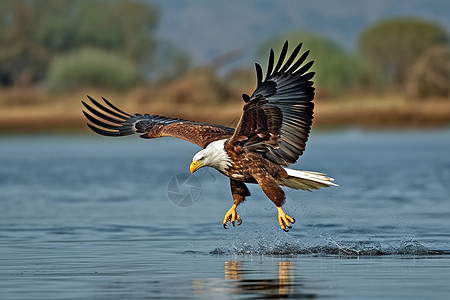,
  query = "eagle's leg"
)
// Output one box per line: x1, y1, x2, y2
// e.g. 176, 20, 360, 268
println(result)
223, 179, 250, 229
253, 173, 295, 232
